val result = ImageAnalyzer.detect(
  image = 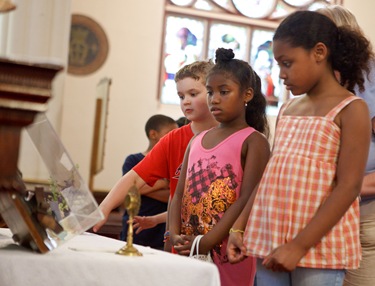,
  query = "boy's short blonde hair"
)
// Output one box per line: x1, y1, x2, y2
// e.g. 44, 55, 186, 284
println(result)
174, 60, 214, 84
